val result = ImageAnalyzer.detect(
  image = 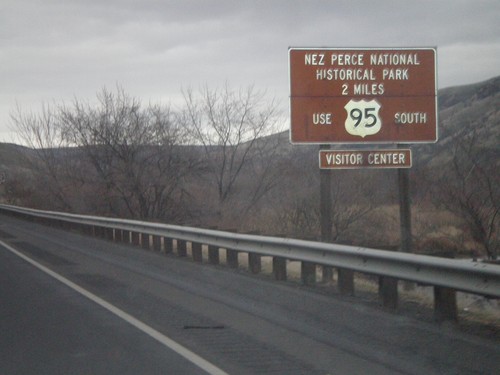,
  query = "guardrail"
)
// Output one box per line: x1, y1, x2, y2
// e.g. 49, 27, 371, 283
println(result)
1, 203, 499, 322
